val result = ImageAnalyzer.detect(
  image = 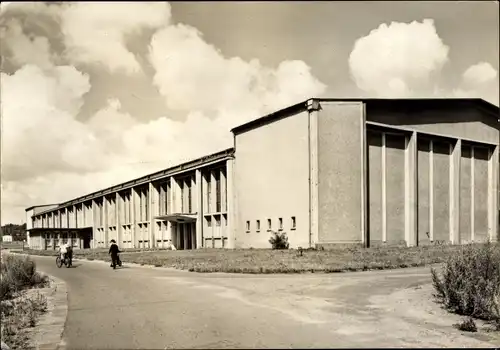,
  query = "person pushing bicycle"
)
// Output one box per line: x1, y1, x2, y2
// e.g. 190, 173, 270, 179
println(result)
108, 239, 121, 268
